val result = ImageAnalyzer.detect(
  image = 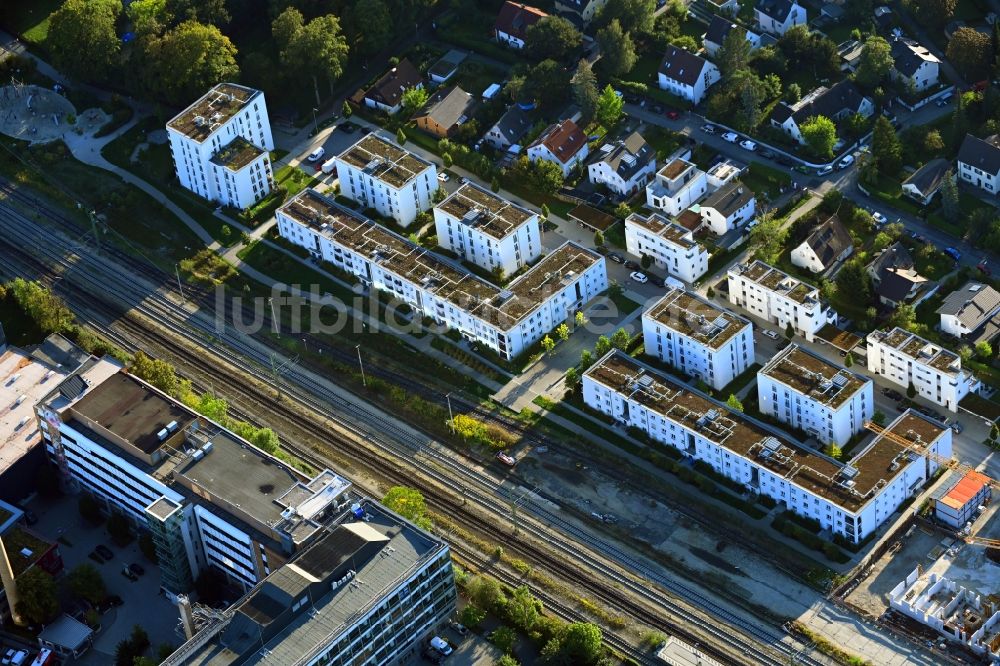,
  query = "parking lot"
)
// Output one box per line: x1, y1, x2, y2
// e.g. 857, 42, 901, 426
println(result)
25, 493, 181, 663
